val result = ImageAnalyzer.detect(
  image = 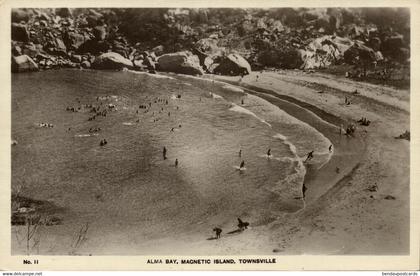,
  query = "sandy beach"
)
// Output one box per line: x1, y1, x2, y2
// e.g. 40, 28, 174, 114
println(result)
199, 70, 410, 255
